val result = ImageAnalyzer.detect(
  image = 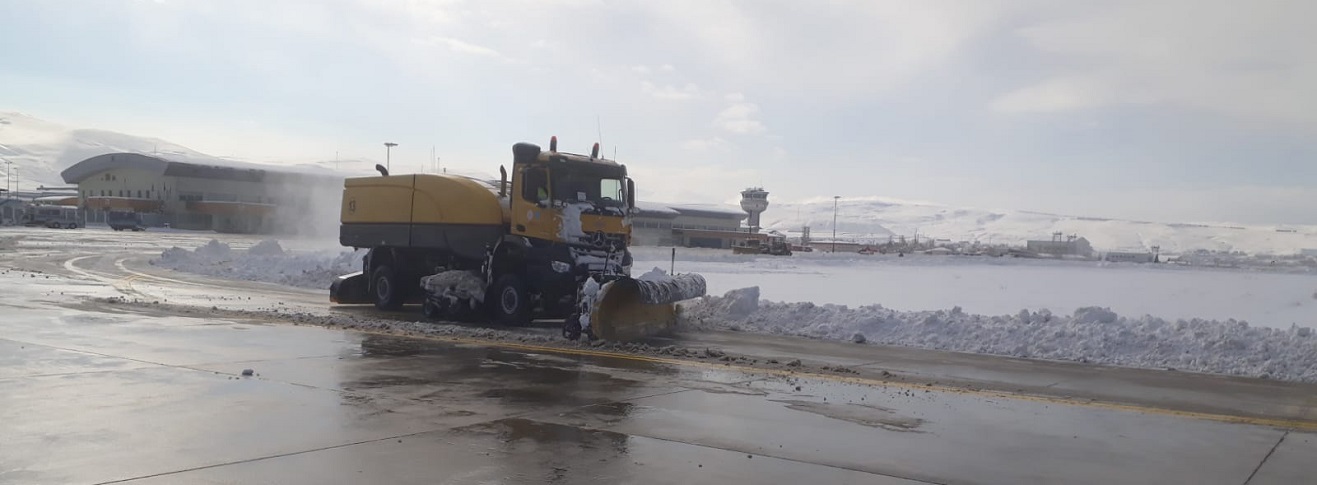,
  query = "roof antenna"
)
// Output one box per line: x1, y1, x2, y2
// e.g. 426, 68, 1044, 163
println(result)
596, 114, 604, 155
